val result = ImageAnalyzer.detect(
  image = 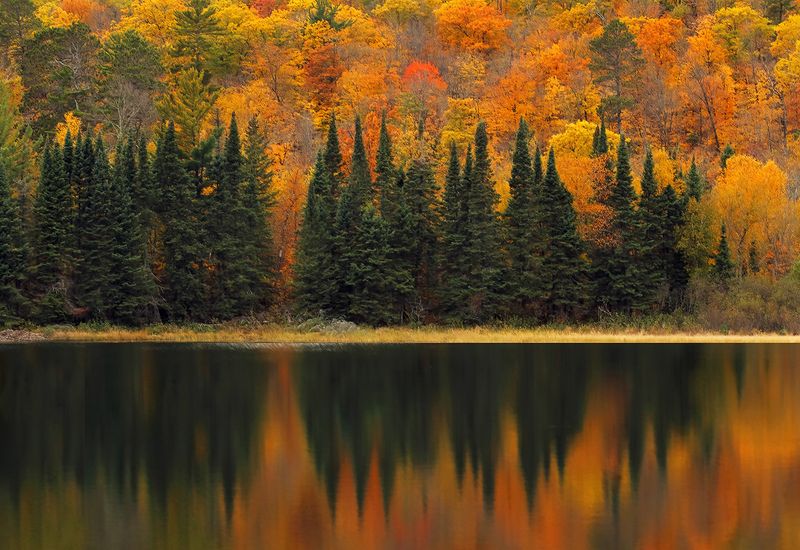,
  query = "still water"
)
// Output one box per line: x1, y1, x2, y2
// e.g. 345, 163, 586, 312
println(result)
1, 343, 799, 549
